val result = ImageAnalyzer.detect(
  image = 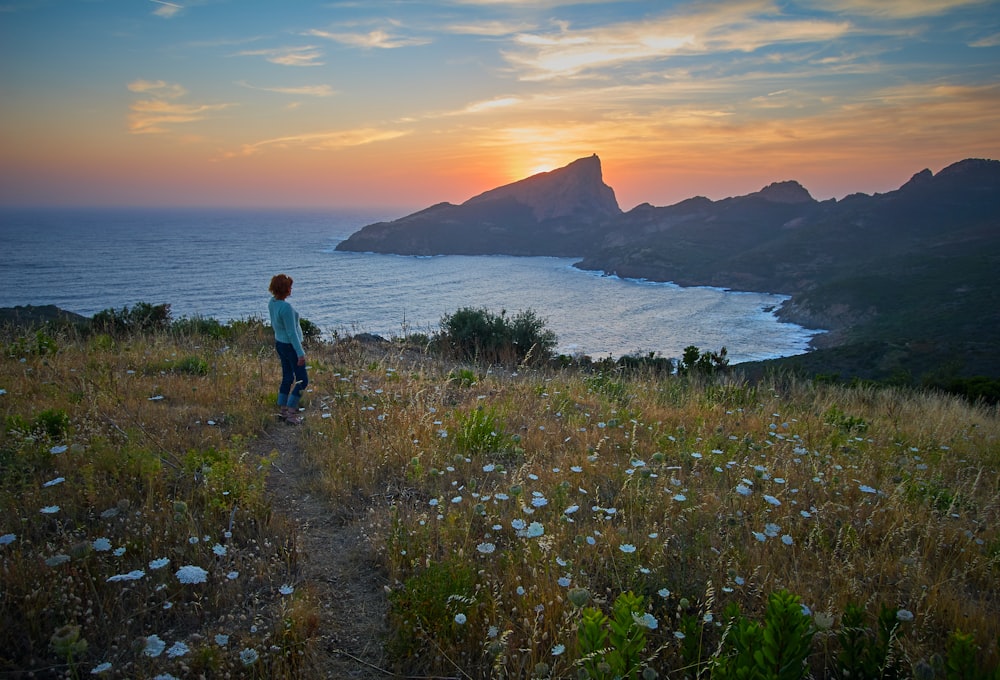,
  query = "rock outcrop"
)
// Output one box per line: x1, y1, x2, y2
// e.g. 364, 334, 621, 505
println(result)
463, 154, 620, 221
335, 154, 620, 256
334, 156, 1000, 381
